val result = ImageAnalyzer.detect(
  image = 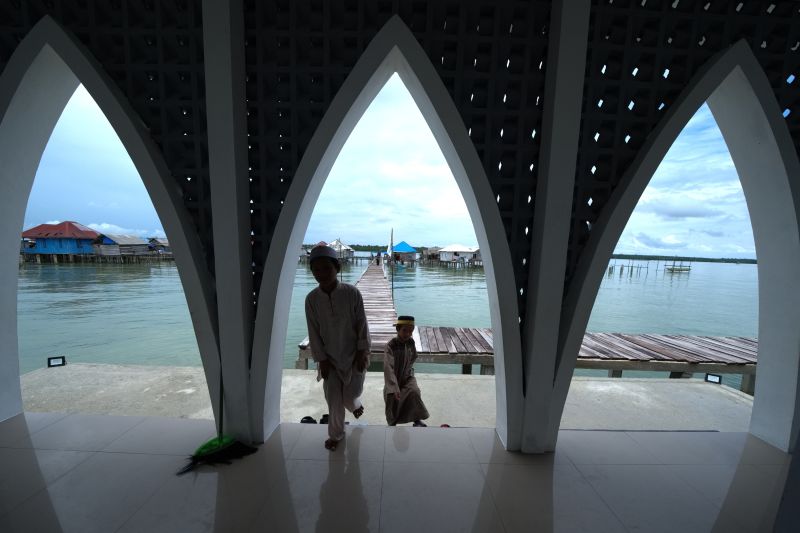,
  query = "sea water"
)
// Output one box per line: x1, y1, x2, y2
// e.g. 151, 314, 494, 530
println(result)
16, 259, 758, 384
